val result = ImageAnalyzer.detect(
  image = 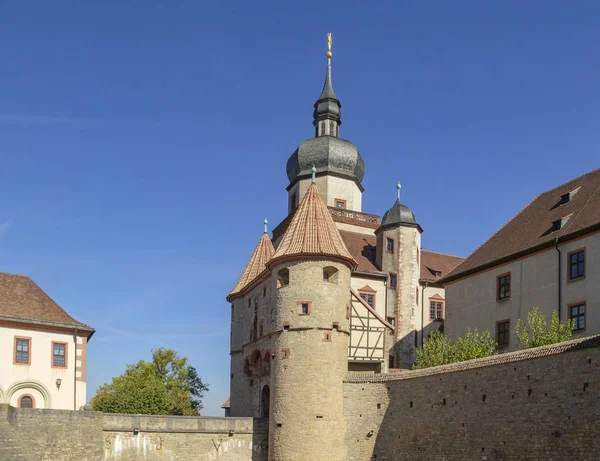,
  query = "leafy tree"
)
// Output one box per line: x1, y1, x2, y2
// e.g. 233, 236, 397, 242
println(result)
91, 348, 209, 415
413, 328, 496, 370
514, 307, 573, 349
